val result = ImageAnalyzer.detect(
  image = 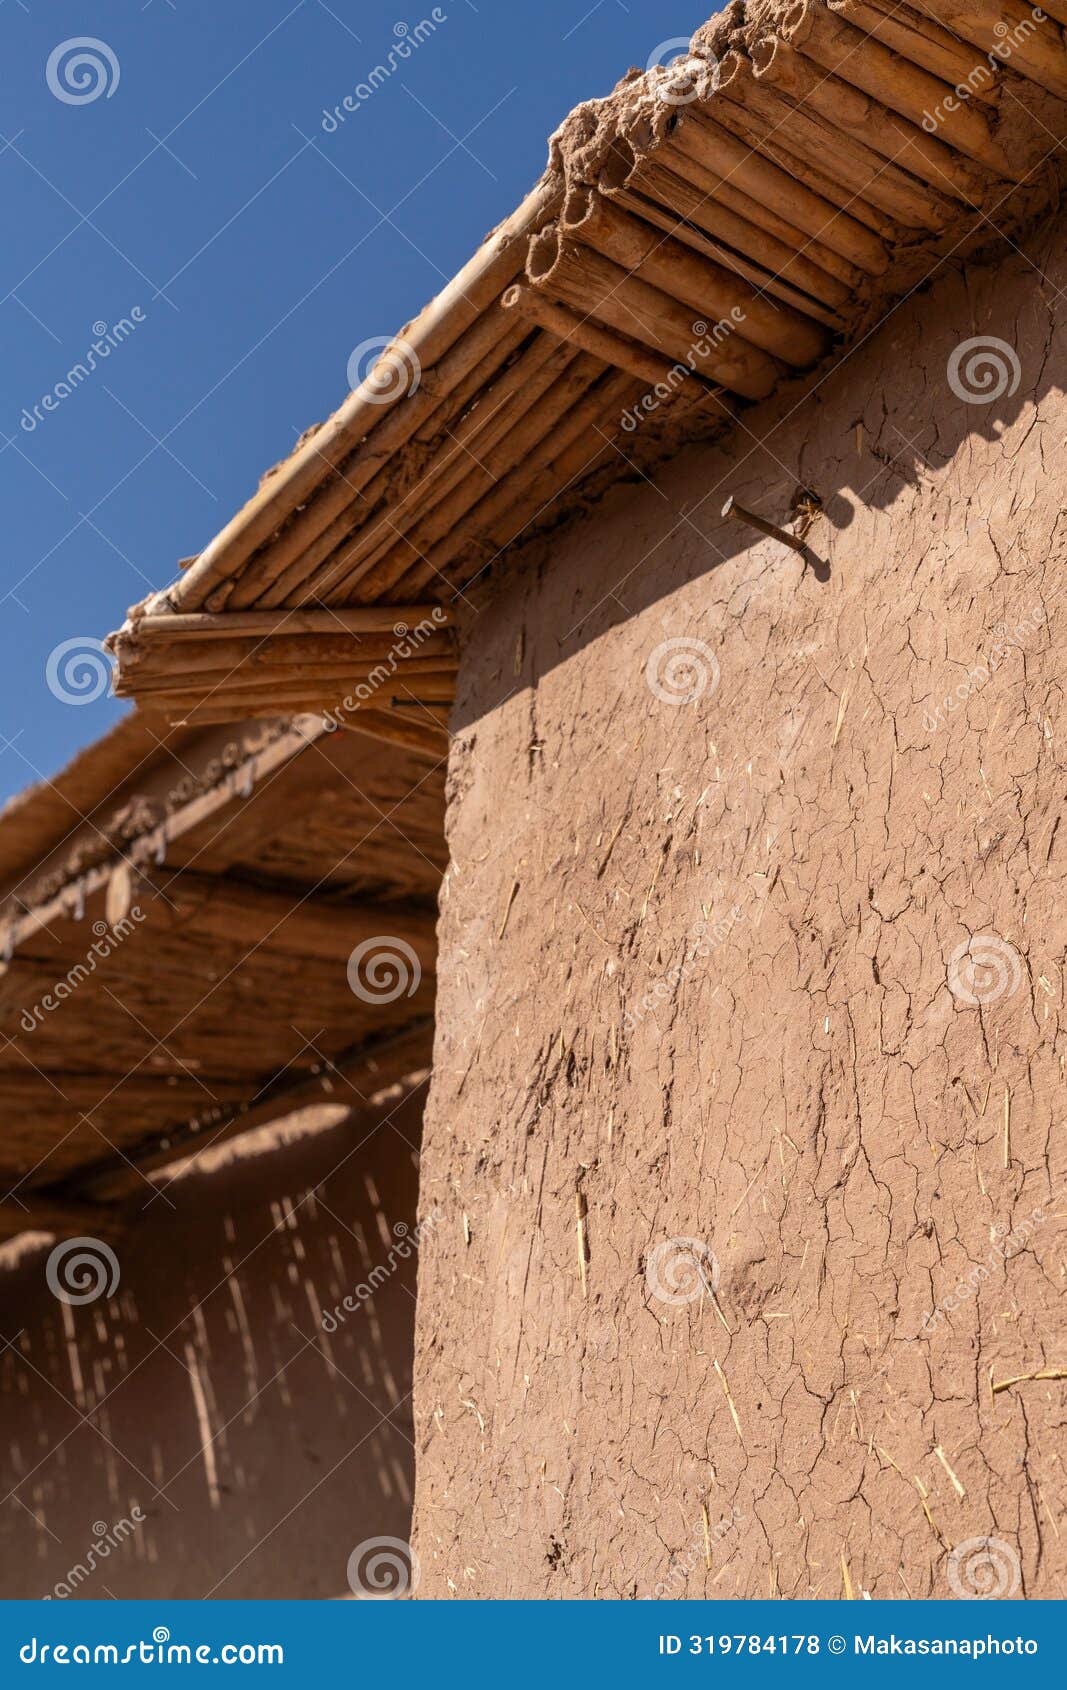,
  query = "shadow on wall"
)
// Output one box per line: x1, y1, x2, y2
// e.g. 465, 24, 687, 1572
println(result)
0, 1088, 426, 1600
451, 225, 1066, 730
